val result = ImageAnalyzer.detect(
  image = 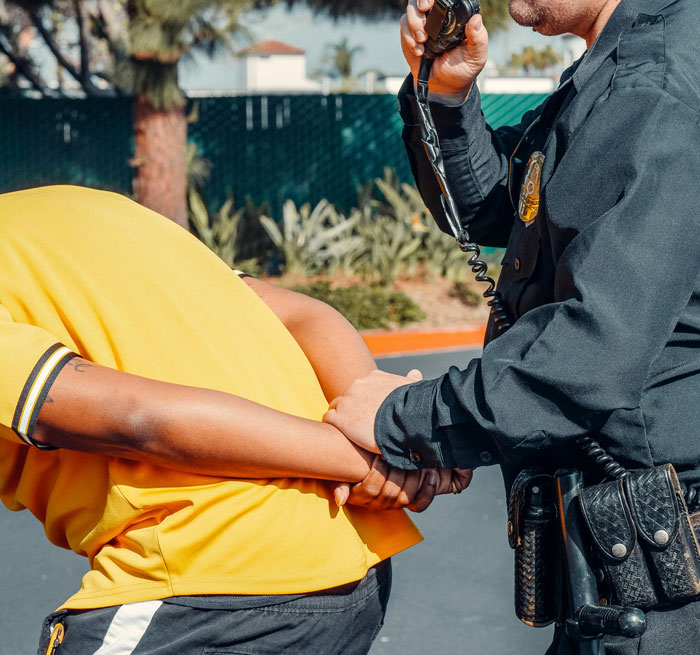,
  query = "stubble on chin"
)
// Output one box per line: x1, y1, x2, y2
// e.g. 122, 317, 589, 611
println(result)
508, 0, 546, 27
